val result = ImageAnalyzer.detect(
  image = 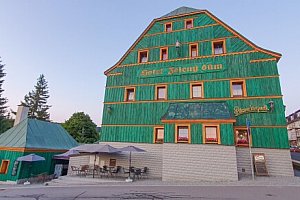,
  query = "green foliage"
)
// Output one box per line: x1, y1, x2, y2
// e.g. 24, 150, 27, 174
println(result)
0, 118, 13, 134
62, 112, 99, 144
0, 58, 8, 120
22, 74, 51, 121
